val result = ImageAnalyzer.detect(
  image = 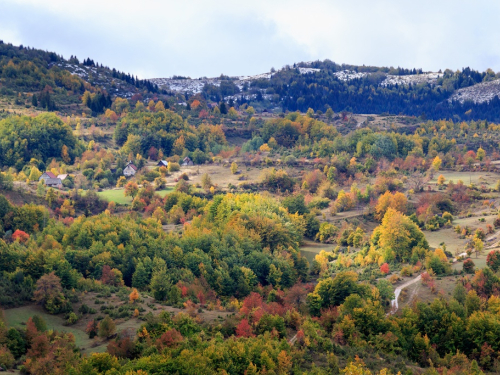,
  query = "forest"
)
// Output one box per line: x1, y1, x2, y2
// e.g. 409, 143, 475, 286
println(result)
201, 62, 500, 122
3, 41, 500, 375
